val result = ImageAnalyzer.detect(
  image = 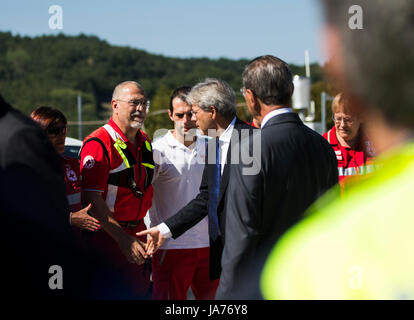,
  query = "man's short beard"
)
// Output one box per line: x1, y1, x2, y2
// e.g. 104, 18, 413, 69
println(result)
130, 120, 144, 129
